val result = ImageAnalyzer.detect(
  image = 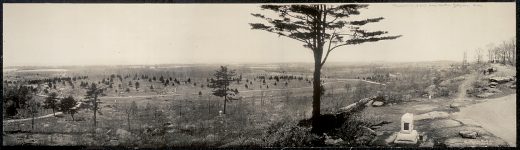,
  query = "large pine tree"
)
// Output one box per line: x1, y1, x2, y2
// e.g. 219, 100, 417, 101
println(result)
209, 66, 239, 114
249, 4, 400, 132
